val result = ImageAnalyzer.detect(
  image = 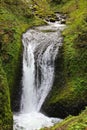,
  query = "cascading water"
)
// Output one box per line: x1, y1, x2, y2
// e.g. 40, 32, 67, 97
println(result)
14, 20, 65, 130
